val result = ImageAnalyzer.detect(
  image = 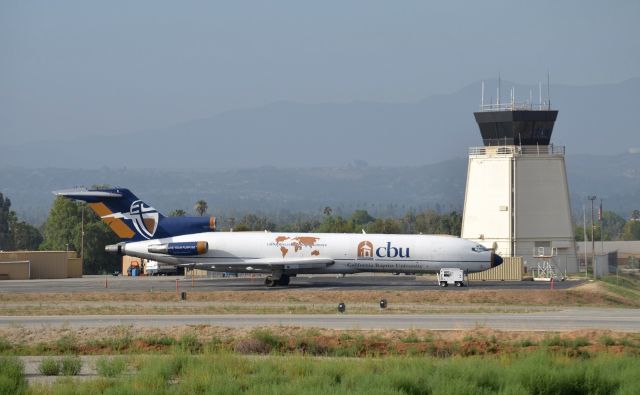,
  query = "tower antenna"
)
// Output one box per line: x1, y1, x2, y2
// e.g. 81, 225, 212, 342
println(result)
481, 80, 485, 108
547, 71, 551, 110
539, 81, 542, 107
498, 73, 501, 106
